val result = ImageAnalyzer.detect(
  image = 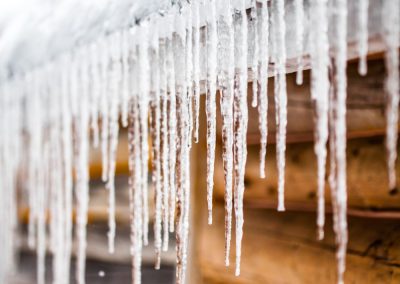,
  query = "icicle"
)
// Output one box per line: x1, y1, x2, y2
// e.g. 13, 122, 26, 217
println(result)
295, 0, 304, 85
89, 43, 100, 148
61, 55, 74, 284
217, 0, 234, 266
250, 0, 259, 108
358, 0, 369, 76
148, 23, 162, 268
106, 32, 123, 254
166, 27, 177, 233
75, 50, 91, 284
331, 1, 349, 283
383, 0, 400, 192
159, 39, 170, 252
233, 0, 248, 276
48, 64, 66, 284
186, 6, 194, 148
37, 140, 48, 284
272, 0, 288, 212
206, 0, 218, 226
309, 0, 330, 241
0, 80, 23, 284
258, 0, 269, 179
100, 38, 110, 182
139, 27, 150, 248
193, 0, 201, 143
128, 96, 143, 284
121, 29, 130, 127
27, 72, 42, 249
175, 13, 186, 284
